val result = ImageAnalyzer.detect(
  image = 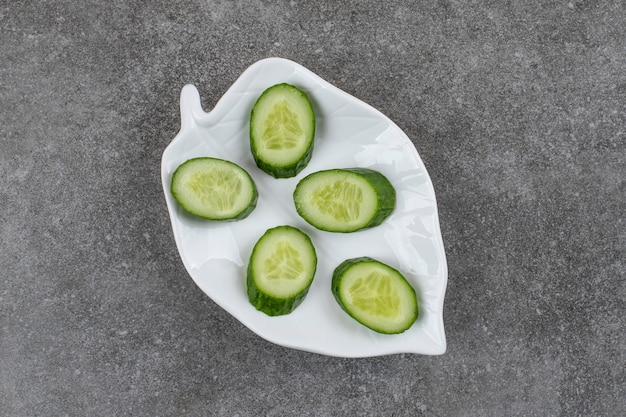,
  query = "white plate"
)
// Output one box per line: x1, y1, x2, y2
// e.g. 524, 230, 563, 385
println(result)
161, 58, 447, 357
